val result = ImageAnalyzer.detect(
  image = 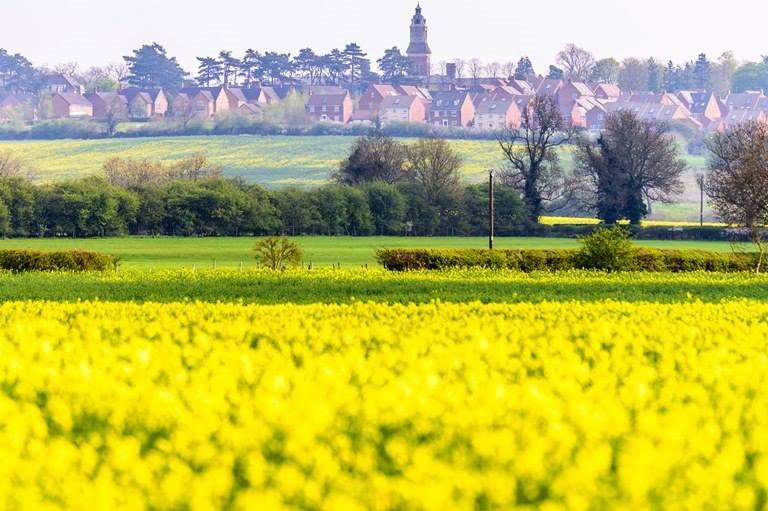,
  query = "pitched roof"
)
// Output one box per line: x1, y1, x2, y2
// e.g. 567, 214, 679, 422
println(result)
594, 83, 622, 98
55, 92, 92, 107
431, 91, 470, 110
475, 95, 519, 115
395, 85, 432, 101
307, 92, 350, 106
309, 86, 347, 96
725, 91, 764, 110
239, 103, 262, 114
120, 87, 164, 103
380, 95, 420, 109
43, 73, 82, 89
366, 84, 399, 97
